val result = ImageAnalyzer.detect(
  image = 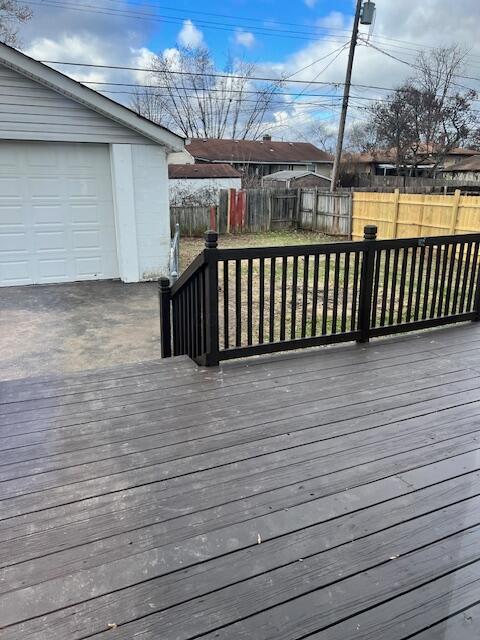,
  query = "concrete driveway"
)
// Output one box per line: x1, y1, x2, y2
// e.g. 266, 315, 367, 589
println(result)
0, 281, 162, 381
